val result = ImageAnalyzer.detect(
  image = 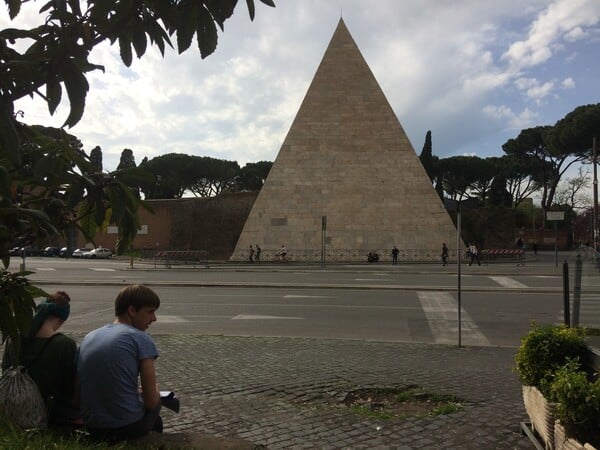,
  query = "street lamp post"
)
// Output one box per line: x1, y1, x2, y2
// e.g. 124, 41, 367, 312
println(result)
593, 137, 598, 249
